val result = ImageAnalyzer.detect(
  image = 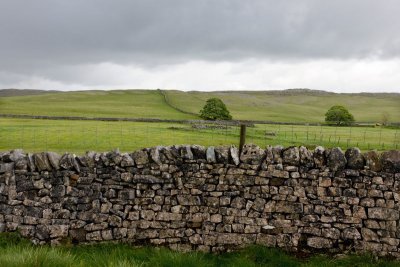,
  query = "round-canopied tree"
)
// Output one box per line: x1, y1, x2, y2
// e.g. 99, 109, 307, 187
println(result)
199, 98, 232, 120
325, 105, 355, 125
